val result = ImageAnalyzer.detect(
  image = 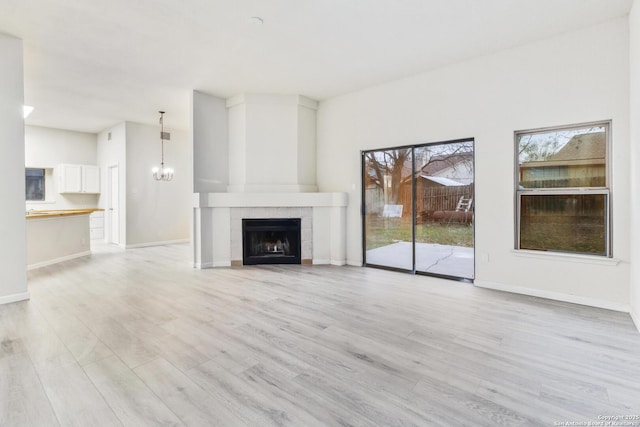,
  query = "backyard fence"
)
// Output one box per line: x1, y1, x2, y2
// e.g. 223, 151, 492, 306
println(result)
415, 184, 473, 213
366, 183, 474, 220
